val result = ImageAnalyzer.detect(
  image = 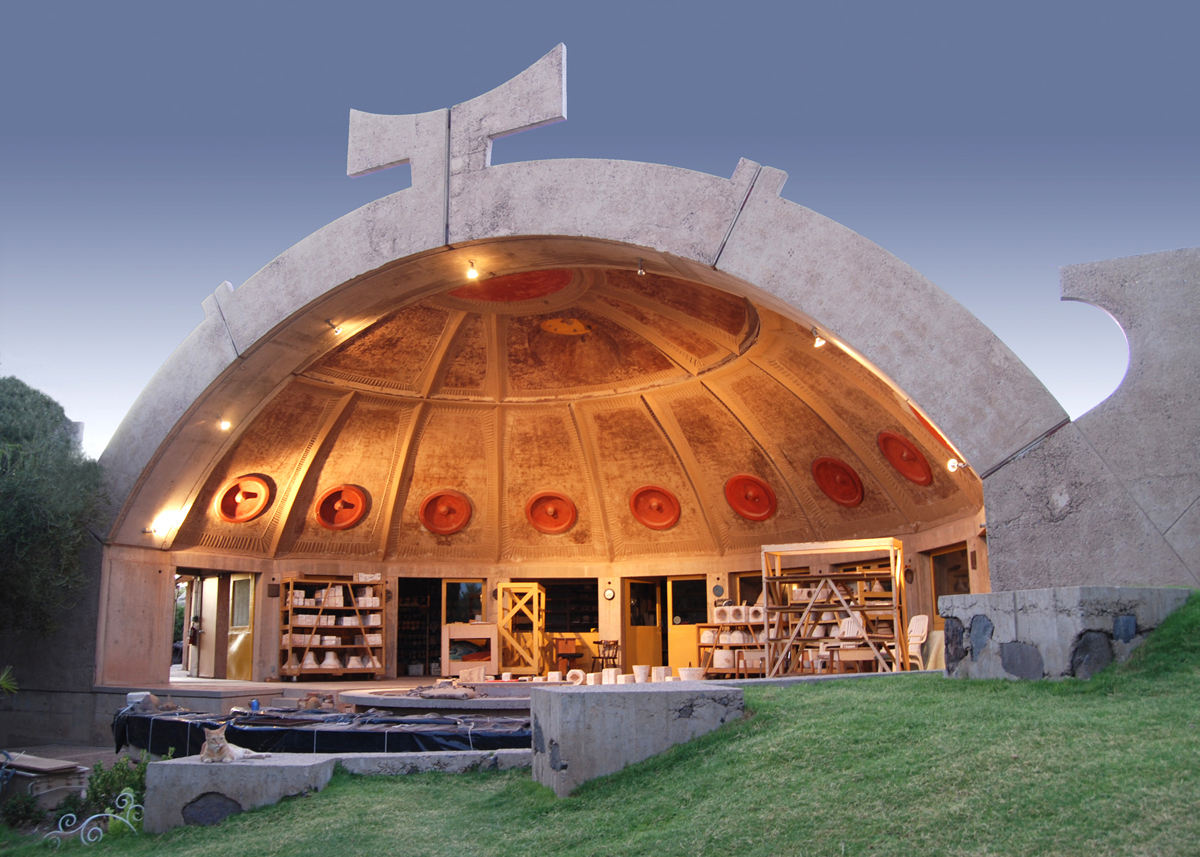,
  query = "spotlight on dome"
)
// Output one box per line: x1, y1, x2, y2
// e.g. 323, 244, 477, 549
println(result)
467, 261, 479, 280
812, 327, 826, 348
